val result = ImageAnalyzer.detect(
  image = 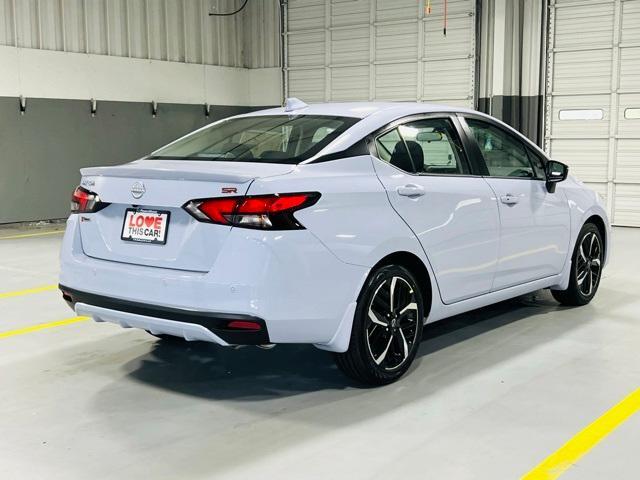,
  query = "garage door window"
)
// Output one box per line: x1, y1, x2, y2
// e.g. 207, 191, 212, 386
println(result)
558, 109, 604, 120
625, 108, 640, 119
466, 119, 535, 178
